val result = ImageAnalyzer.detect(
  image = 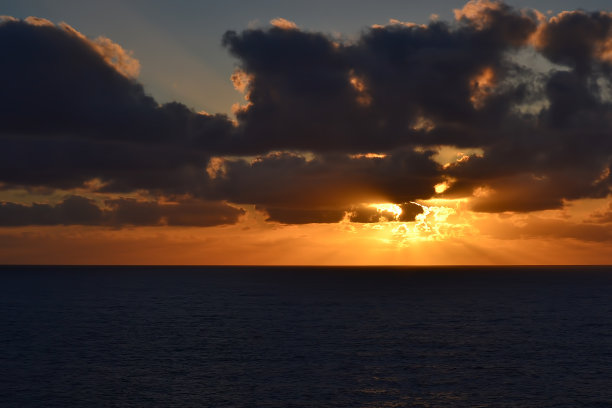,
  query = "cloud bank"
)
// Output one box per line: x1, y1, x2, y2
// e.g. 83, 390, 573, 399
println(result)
0, 1, 611, 226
